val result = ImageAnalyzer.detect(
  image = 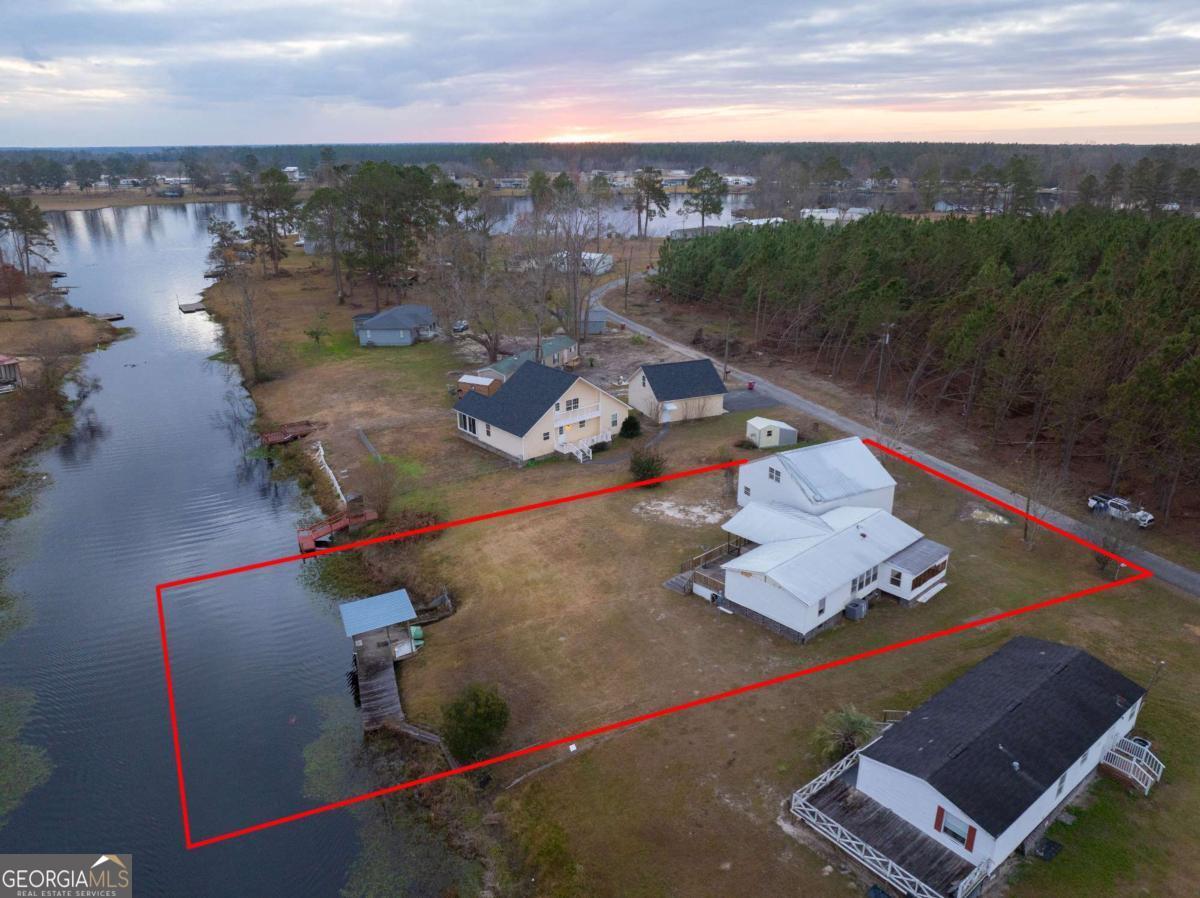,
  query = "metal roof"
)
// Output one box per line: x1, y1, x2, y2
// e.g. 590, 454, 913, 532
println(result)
637, 359, 727, 401
722, 501, 830, 544
745, 416, 792, 431
358, 304, 435, 330
888, 537, 951, 574
863, 637, 1146, 836
724, 507, 921, 604
483, 335, 577, 378
338, 589, 416, 637
769, 437, 896, 504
